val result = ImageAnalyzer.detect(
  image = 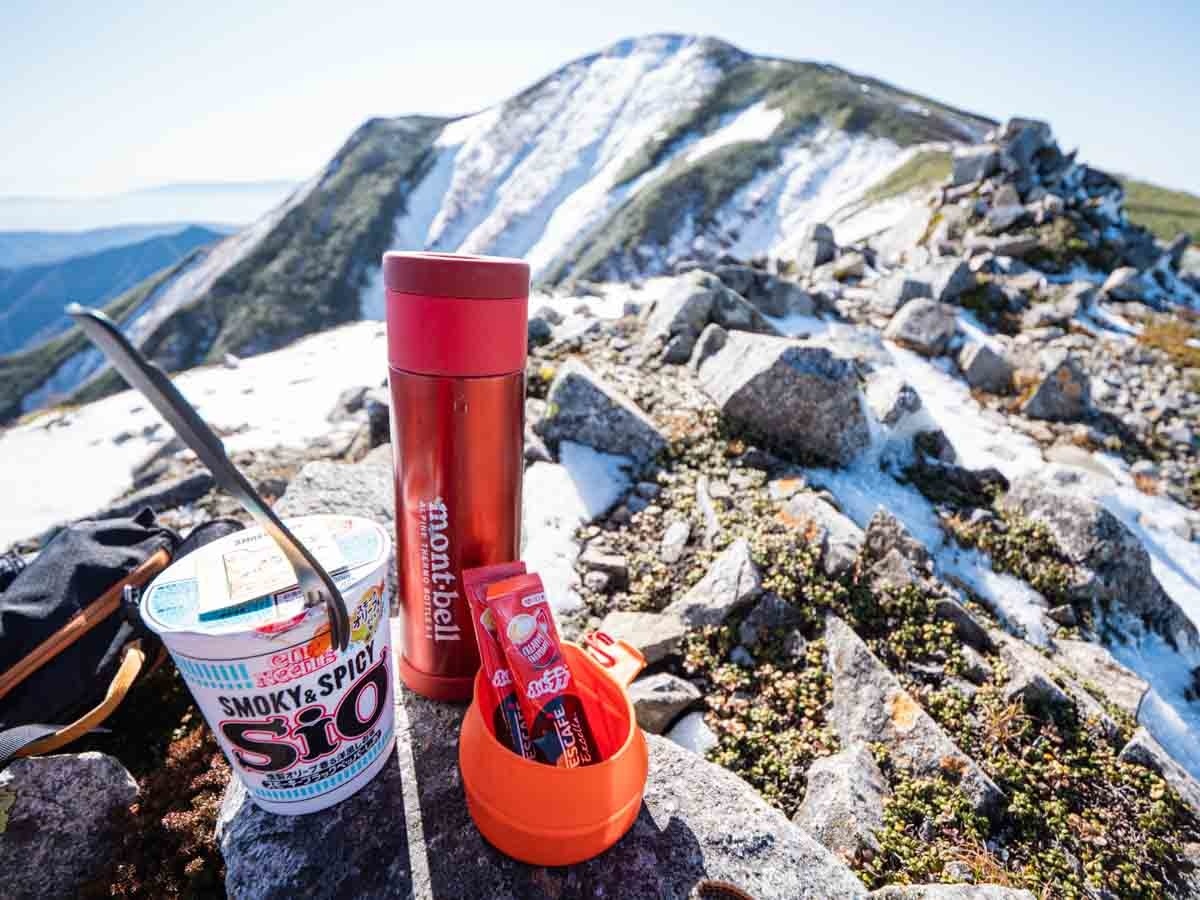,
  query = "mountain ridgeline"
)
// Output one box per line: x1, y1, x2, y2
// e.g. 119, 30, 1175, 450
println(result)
0, 33, 1056, 421
0, 225, 223, 356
